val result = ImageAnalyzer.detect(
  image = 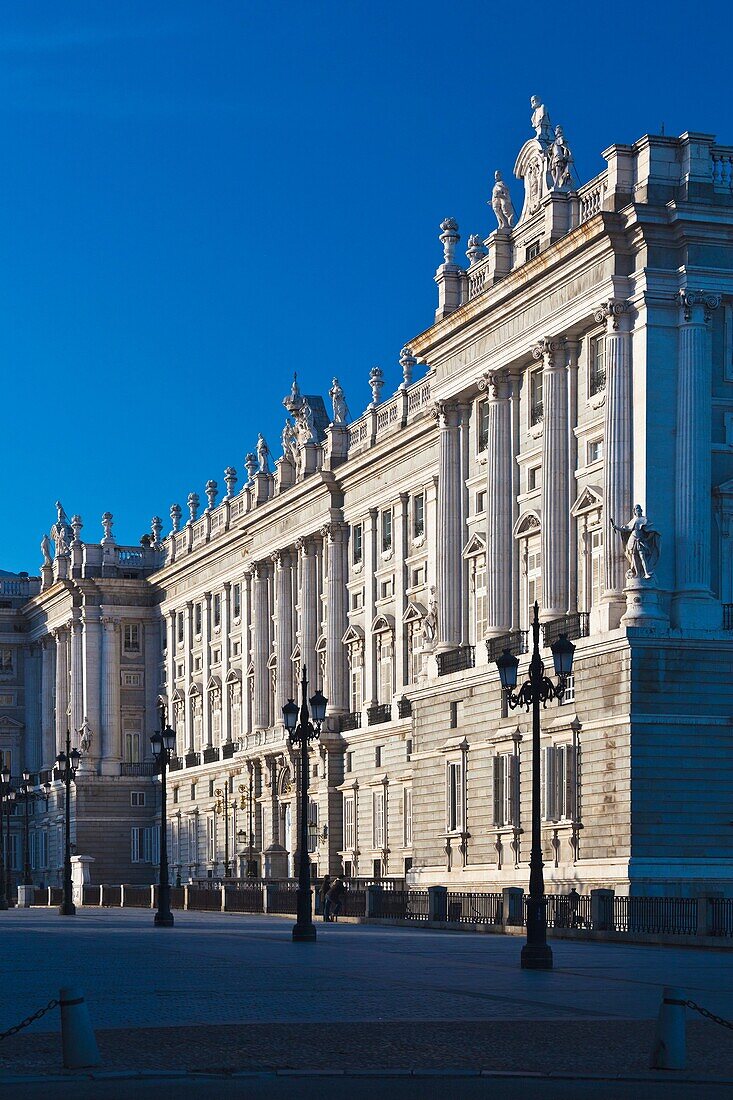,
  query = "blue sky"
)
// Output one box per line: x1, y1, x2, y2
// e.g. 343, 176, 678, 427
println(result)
3, 0, 731, 572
